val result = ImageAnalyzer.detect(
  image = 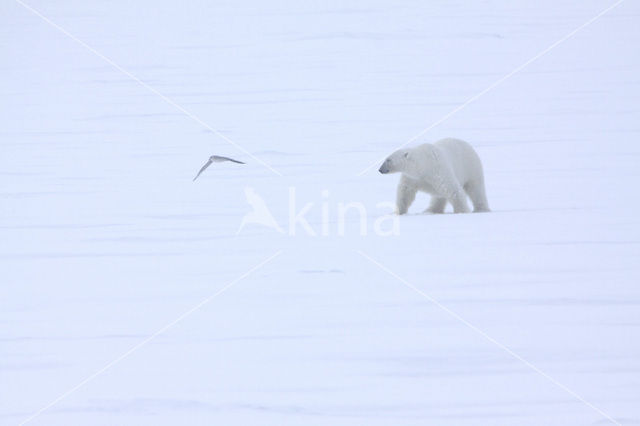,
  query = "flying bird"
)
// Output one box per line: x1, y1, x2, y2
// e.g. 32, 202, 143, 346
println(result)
193, 155, 245, 181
